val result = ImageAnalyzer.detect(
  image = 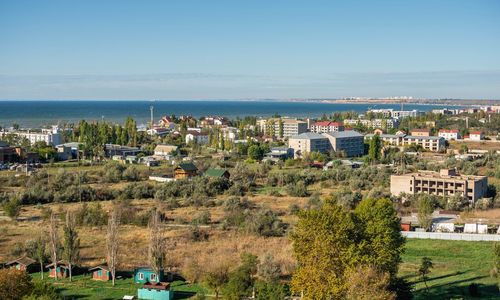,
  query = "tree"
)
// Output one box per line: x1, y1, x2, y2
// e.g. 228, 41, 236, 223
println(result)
204, 265, 229, 299
106, 209, 120, 286
291, 203, 358, 299
345, 266, 396, 300
418, 196, 434, 231
368, 134, 382, 163
248, 145, 263, 161
418, 257, 433, 292
62, 211, 80, 282
3, 196, 21, 219
34, 233, 47, 280
258, 253, 281, 283
291, 199, 406, 299
48, 213, 59, 281
148, 210, 165, 278
355, 198, 405, 279
223, 253, 259, 300
0, 268, 34, 300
